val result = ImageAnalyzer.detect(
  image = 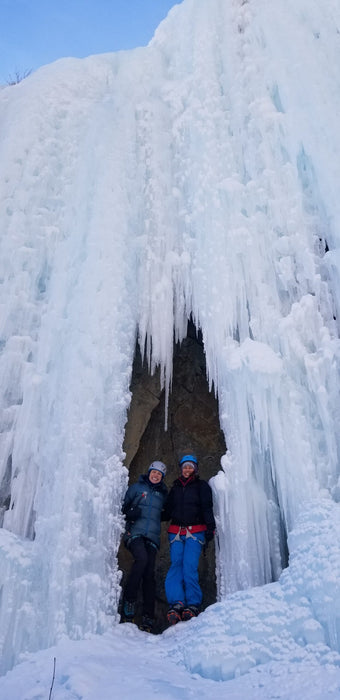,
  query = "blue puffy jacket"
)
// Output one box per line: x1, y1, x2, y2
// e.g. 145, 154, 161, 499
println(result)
122, 474, 168, 549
